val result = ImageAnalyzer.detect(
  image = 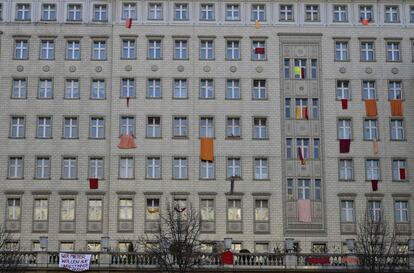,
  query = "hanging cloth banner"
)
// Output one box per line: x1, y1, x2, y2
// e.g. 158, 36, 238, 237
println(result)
371, 180, 378, 191
59, 253, 92, 272
221, 250, 234, 265
362, 18, 369, 25
297, 147, 306, 165
339, 139, 351, 153
125, 18, 132, 28
117, 134, 137, 149
255, 19, 260, 29
89, 178, 98, 190
254, 47, 265, 54
399, 169, 406, 180
297, 199, 312, 223
372, 140, 379, 155
147, 207, 159, 214
341, 99, 348, 110
365, 99, 377, 117
390, 100, 403, 116
200, 138, 214, 161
